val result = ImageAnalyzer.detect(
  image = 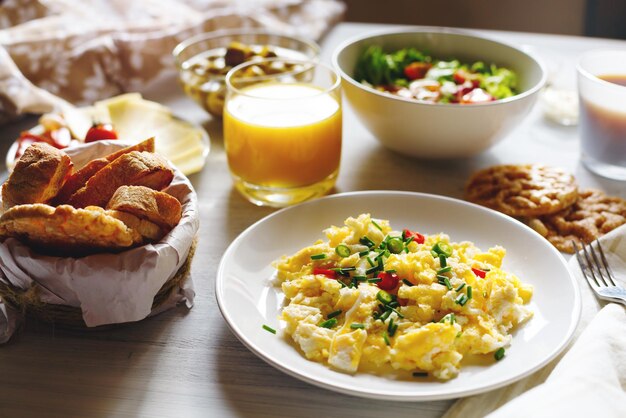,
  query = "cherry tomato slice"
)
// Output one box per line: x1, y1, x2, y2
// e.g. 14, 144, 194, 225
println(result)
404, 62, 431, 81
